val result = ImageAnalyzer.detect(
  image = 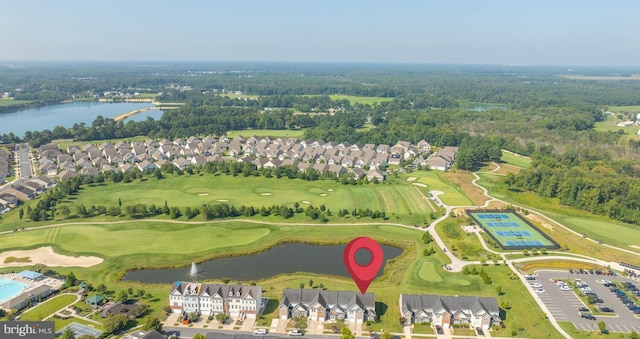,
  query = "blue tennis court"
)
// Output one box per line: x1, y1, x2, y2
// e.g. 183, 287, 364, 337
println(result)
0, 279, 28, 304
477, 214, 510, 219
486, 221, 520, 227
467, 210, 560, 250
496, 230, 531, 237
